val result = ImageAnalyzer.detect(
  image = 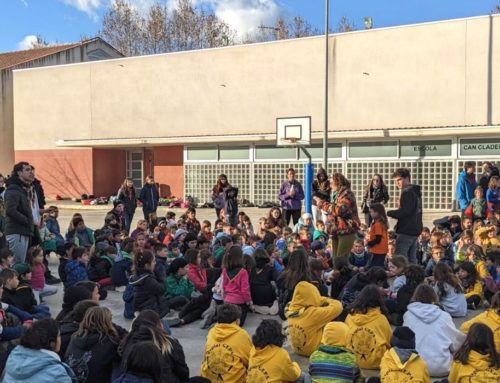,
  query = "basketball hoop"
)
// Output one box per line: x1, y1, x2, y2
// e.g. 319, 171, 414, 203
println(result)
289, 138, 297, 144
276, 116, 311, 147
